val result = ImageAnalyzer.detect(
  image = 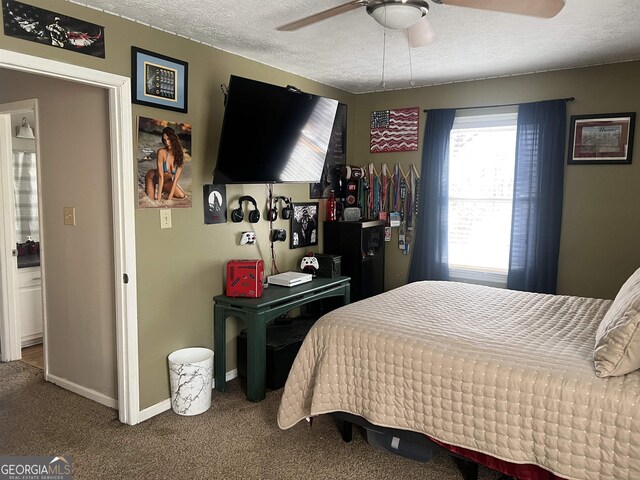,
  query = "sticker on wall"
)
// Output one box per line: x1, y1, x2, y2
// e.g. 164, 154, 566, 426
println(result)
203, 184, 226, 224
384, 226, 391, 242
2, 0, 106, 58
137, 116, 192, 209
370, 107, 419, 153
